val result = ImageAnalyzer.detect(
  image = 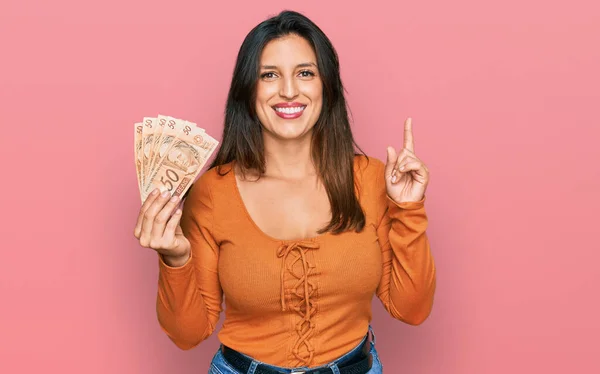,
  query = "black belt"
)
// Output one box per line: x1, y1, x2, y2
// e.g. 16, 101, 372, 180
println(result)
221, 333, 373, 374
